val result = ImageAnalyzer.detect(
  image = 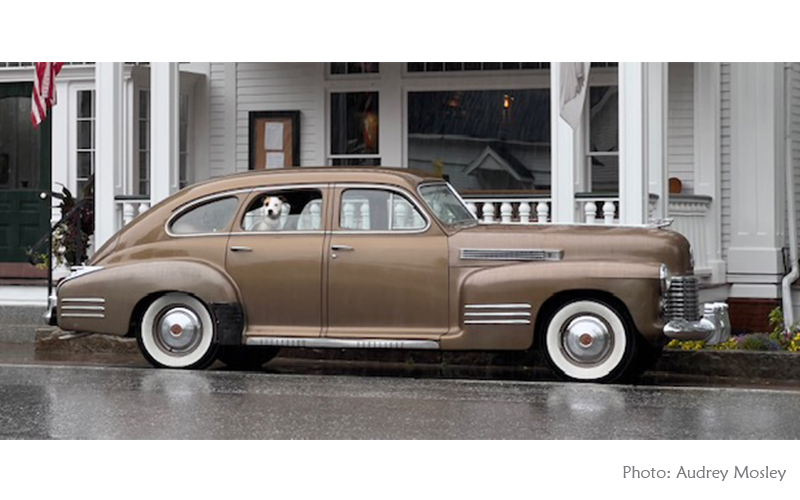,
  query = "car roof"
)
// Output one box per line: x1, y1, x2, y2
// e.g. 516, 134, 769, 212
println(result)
180, 167, 445, 199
